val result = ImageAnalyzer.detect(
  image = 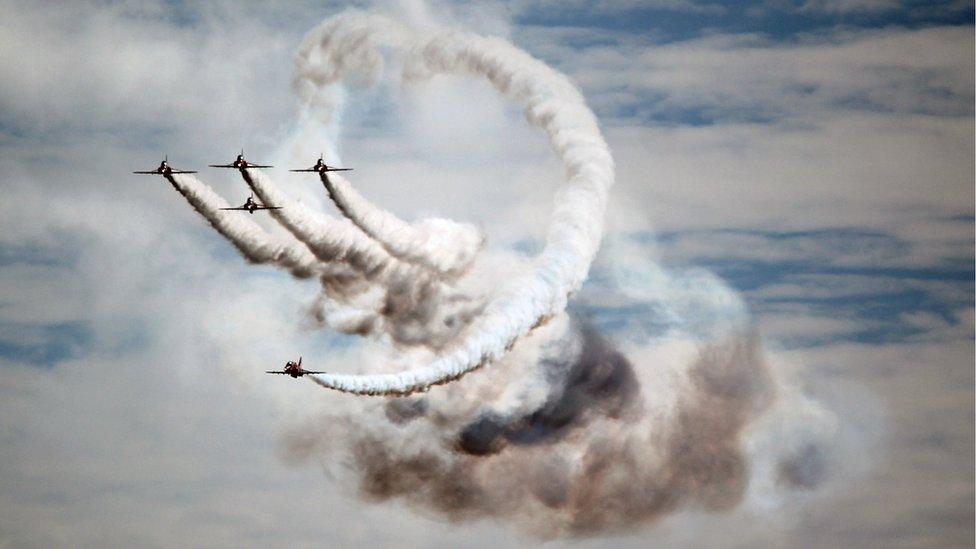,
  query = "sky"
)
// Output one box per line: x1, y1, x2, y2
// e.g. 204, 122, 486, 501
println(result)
0, 0, 973, 547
